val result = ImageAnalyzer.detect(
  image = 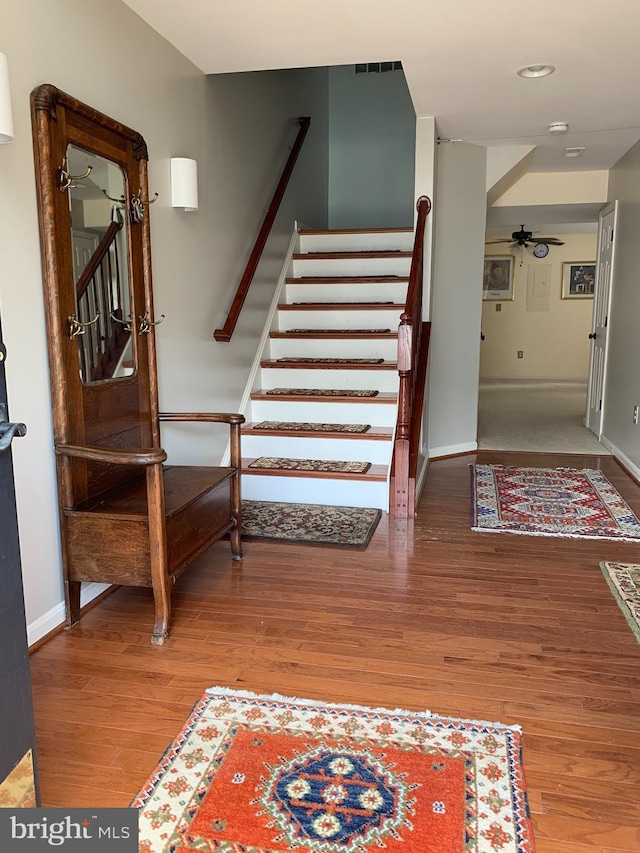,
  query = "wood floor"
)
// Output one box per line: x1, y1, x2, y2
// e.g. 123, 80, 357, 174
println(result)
30, 451, 640, 852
